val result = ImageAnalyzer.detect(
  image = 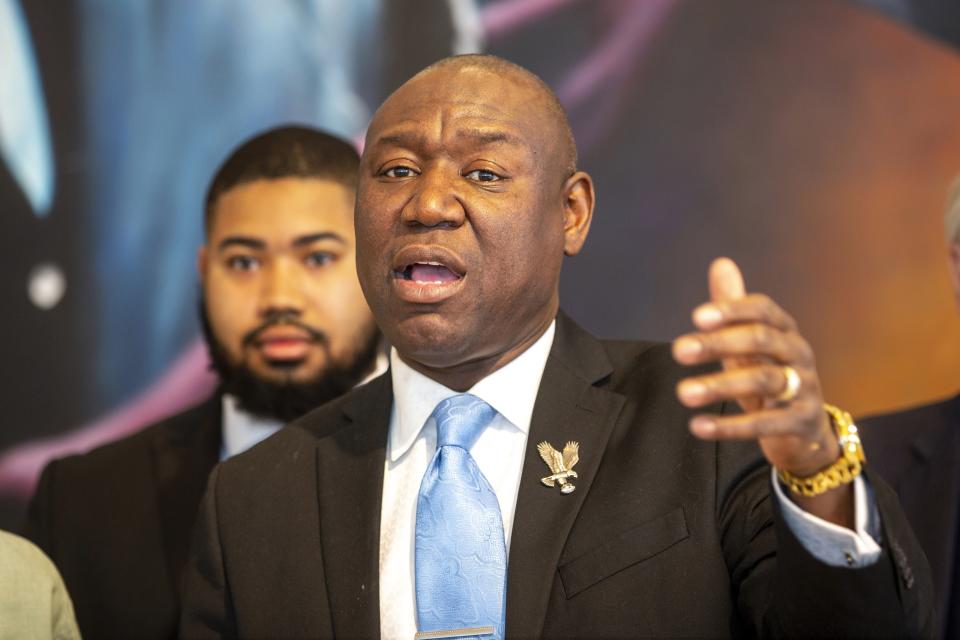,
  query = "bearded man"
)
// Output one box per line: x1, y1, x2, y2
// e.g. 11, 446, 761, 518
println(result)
25, 125, 383, 640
